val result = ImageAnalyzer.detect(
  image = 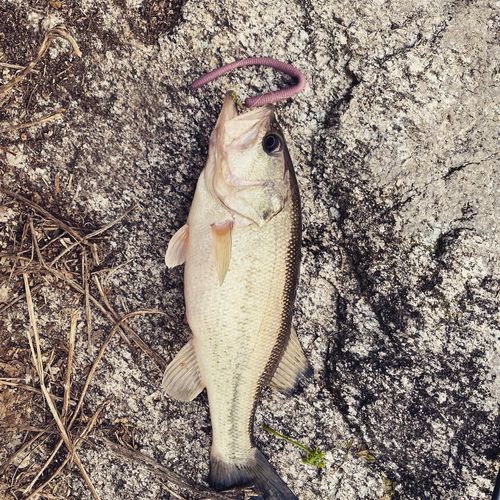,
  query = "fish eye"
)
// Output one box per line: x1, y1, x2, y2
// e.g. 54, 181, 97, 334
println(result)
263, 134, 283, 154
